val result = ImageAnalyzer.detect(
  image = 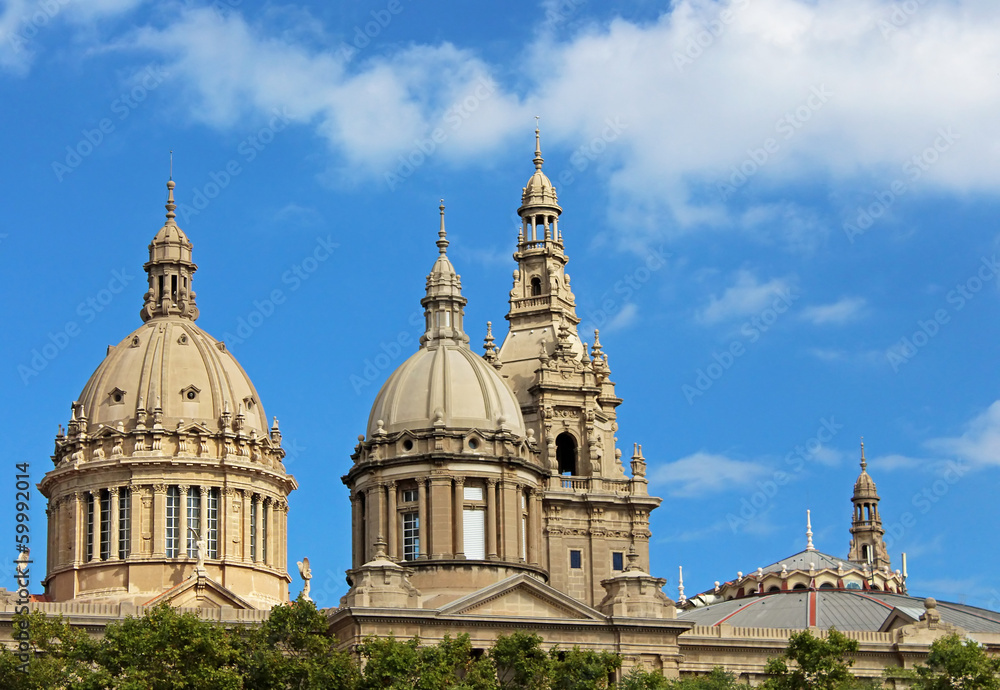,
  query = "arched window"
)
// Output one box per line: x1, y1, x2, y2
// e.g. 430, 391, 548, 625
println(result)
861, 544, 871, 563
556, 433, 577, 475
793, 583, 808, 591
819, 582, 835, 589
530, 276, 542, 296
767, 586, 781, 593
